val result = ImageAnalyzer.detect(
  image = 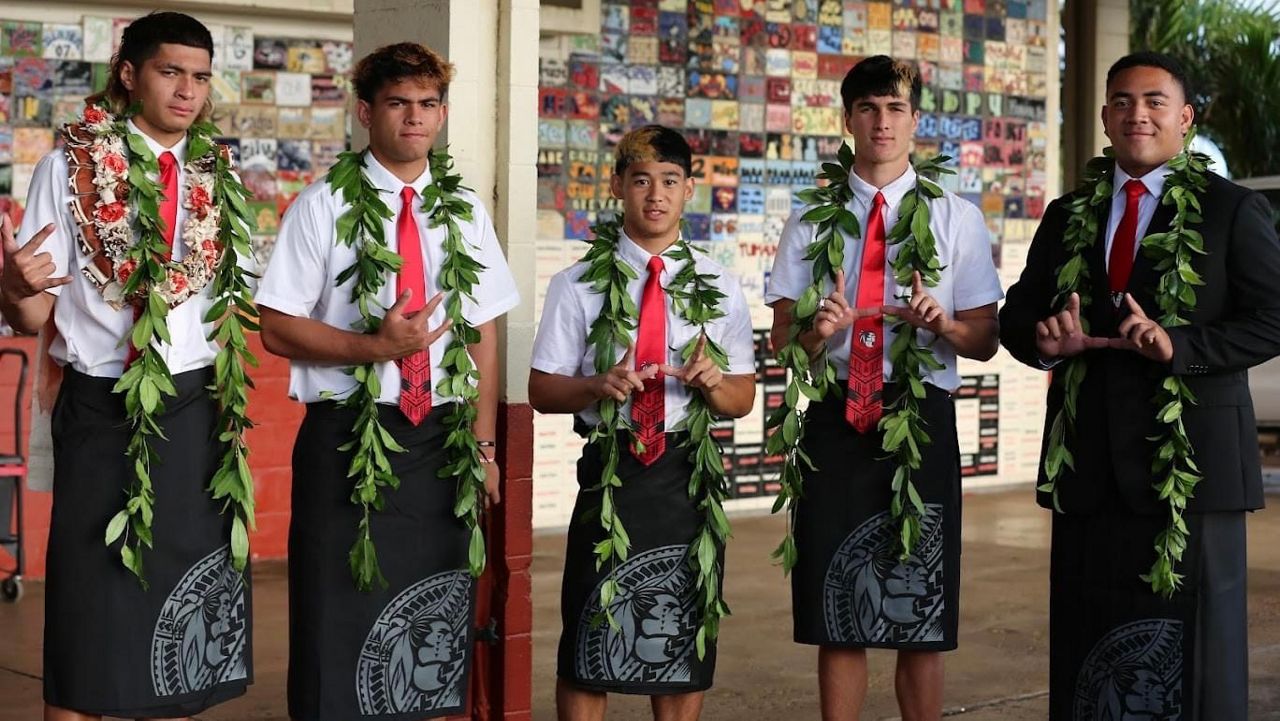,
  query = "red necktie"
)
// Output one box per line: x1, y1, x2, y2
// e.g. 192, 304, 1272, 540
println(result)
1108, 179, 1147, 301
631, 255, 666, 465
396, 186, 432, 426
845, 191, 886, 433
125, 151, 179, 367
